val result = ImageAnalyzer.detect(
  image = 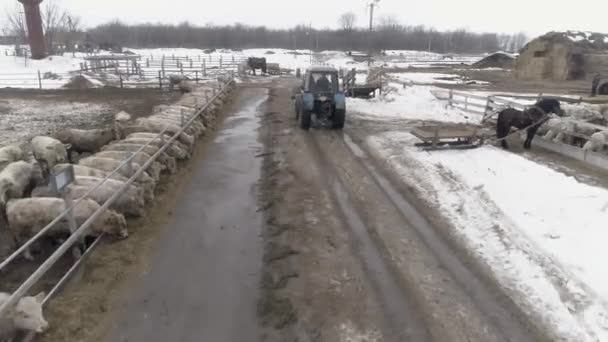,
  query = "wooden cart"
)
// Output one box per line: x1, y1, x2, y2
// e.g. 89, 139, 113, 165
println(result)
411, 124, 492, 151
